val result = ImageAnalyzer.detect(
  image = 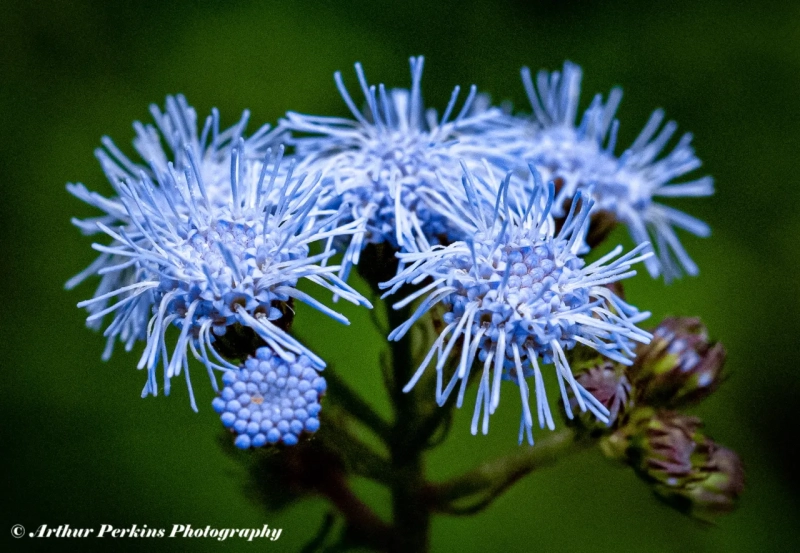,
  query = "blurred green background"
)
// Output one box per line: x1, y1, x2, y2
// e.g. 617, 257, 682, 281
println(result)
2, 0, 799, 551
